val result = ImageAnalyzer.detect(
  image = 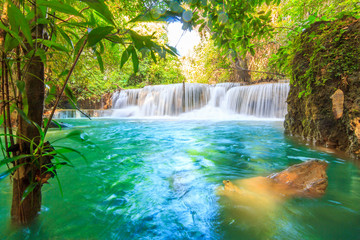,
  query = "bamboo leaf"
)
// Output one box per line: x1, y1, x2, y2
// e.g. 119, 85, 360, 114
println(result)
74, 35, 87, 61
38, 0, 84, 18
8, 4, 33, 48
55, 174, 63, 197
57, 27, 74, 49
64, 130, 88, 142
39, 39, 70, 52
4, 34, 19, 52
14, 106, 32, 125
95, 51, 104, 73
0, 163, 26, 182
82, 0, 116, 26
65, 86, 78, 109
21, 182, 38, 203
16, 81, 25, 93
87, 26, 114, 47
131, 48, 139, 72
105, 35, 124, 44
45, 84, 57, 104
53, 145, 87, 163
150, 50, 157, 63
120, 46, 132, 69
0, 154, 32, 166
